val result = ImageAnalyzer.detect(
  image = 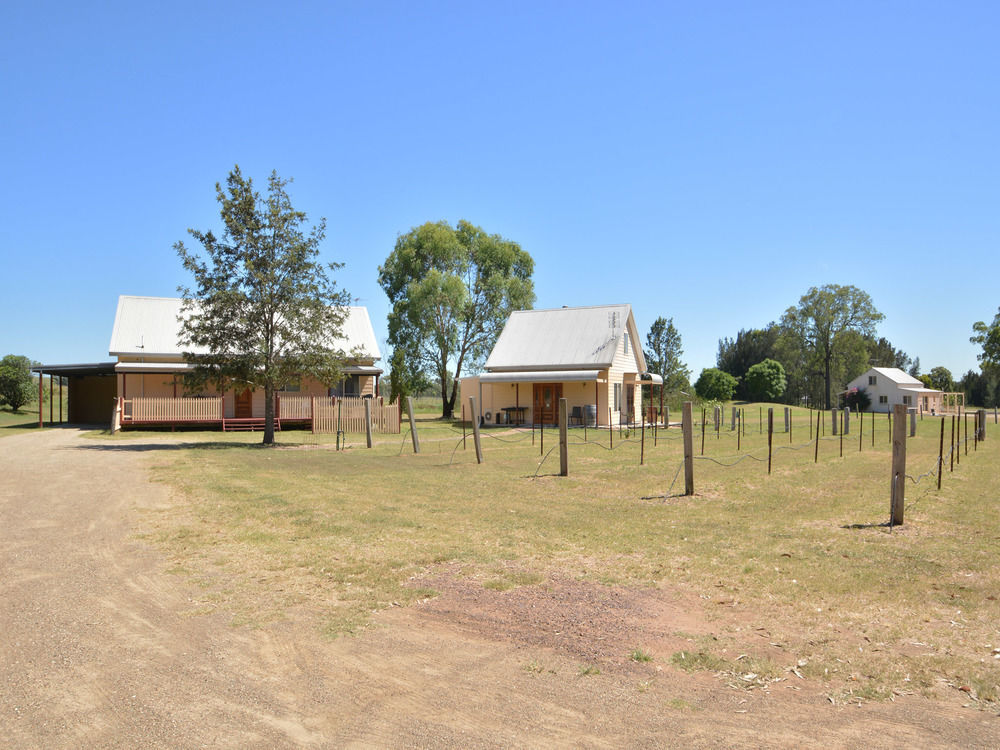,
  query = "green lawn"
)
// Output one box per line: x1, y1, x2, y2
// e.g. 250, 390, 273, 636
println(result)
123, 404, 999, 705
0, 404, 42, 437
